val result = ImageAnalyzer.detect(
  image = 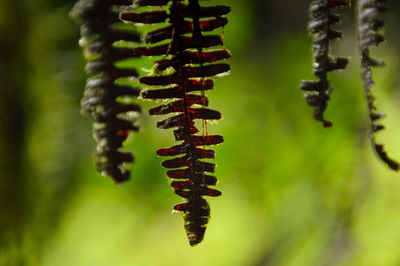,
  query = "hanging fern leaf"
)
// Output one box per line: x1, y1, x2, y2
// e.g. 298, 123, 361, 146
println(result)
71, 0, 142, 183
121, 0, 230, 245
358, 0, 399, 171
301, 0, 350, 127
